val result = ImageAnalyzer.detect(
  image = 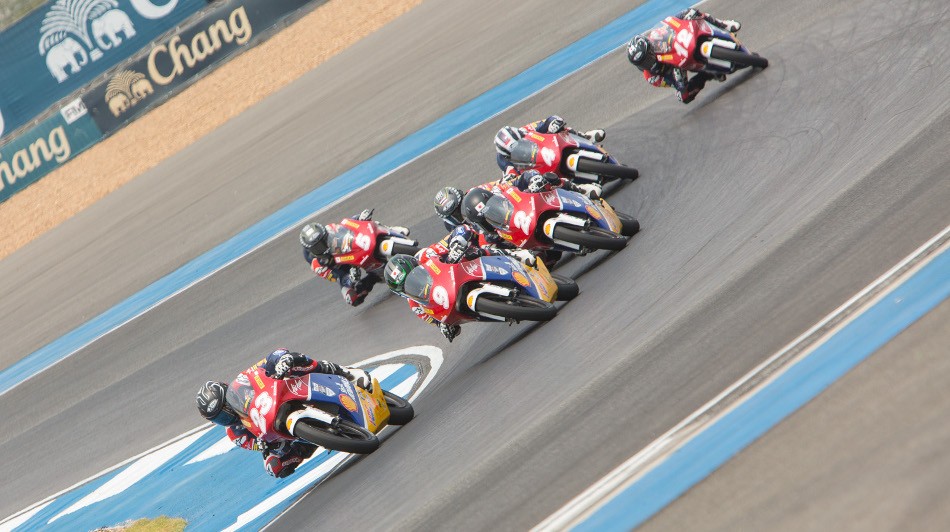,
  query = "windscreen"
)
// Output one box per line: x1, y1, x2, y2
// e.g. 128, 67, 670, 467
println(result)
508, 139, 540, 166
403, 267, 433, 302
226, 378, 256, 417
325, 225, 356, 255
645, 24, 674, 53
482, 196, 514, 230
